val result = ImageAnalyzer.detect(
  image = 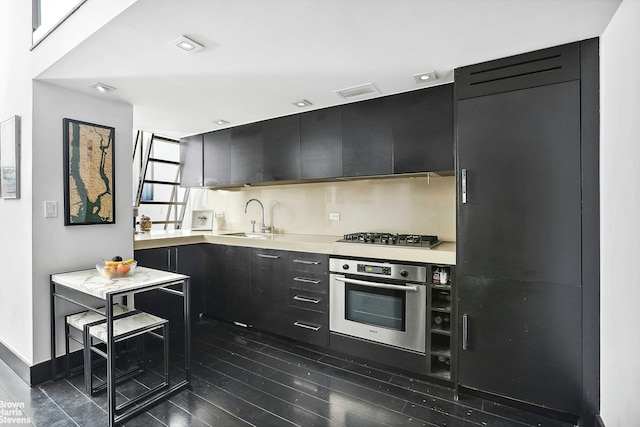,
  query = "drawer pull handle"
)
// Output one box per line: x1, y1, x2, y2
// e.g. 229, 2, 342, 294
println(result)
294, 322, 321, 331
257, 253, 280, 259
293, 277, 321, 285
293, 295, 321, 304
293, 259, 321, 265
